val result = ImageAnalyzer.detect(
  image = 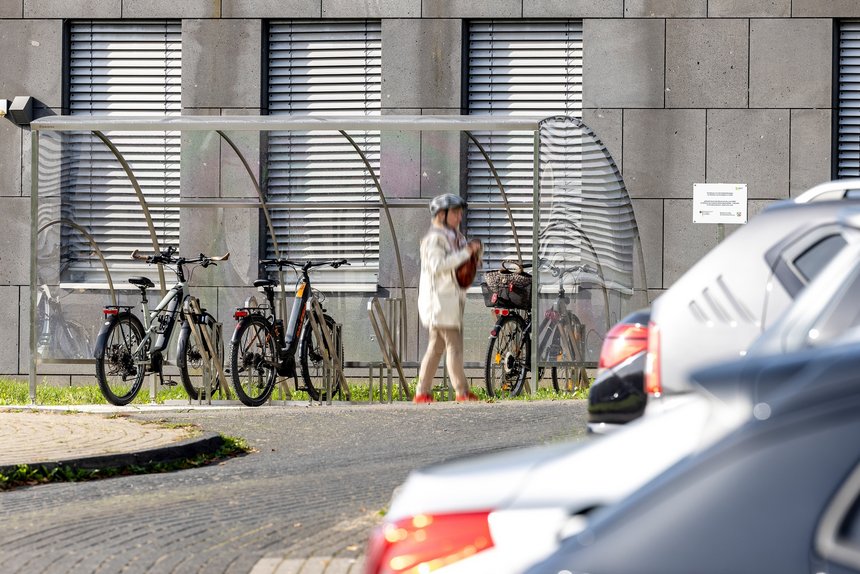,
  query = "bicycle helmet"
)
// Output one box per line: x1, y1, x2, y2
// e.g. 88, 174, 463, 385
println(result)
429, 193, 467, 216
